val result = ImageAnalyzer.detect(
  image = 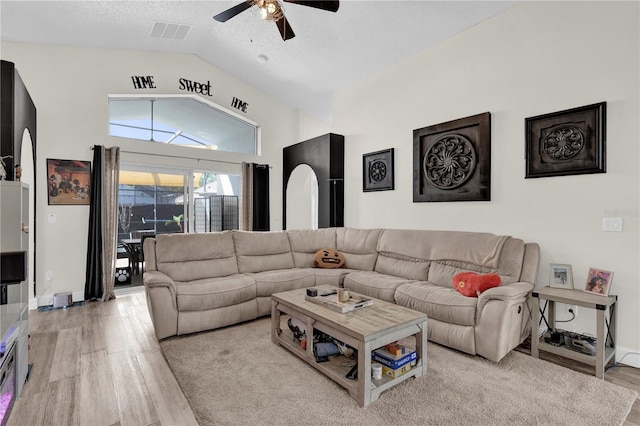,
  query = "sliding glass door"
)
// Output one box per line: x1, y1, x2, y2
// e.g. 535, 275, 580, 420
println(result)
117, 165, 240, 240
118, 168, 188, 240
